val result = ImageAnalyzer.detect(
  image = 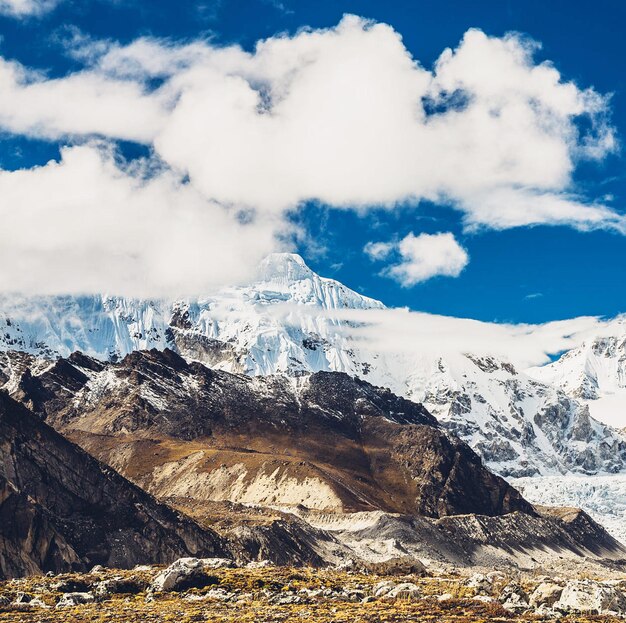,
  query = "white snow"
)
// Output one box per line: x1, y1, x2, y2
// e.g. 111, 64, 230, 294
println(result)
528, 322, 626, 429
512, 474, 626, 545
